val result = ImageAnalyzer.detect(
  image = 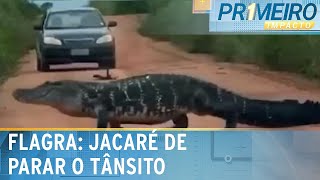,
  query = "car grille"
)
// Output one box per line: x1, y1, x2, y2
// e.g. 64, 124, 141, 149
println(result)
63, 38, 95, 46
